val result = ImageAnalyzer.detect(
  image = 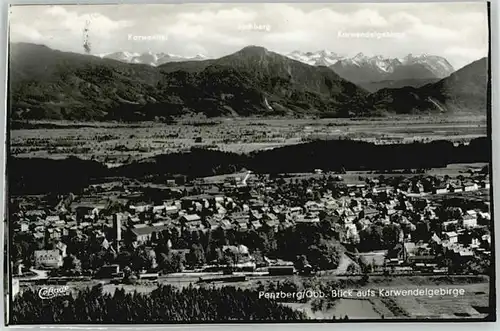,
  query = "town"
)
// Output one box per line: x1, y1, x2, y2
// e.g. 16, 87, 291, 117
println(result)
10, 163, 492, 294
